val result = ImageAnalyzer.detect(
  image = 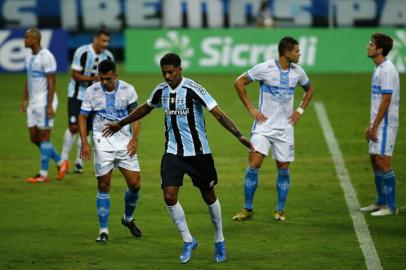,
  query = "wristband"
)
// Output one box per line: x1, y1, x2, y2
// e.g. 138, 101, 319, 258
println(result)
296, 107, 304, 114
